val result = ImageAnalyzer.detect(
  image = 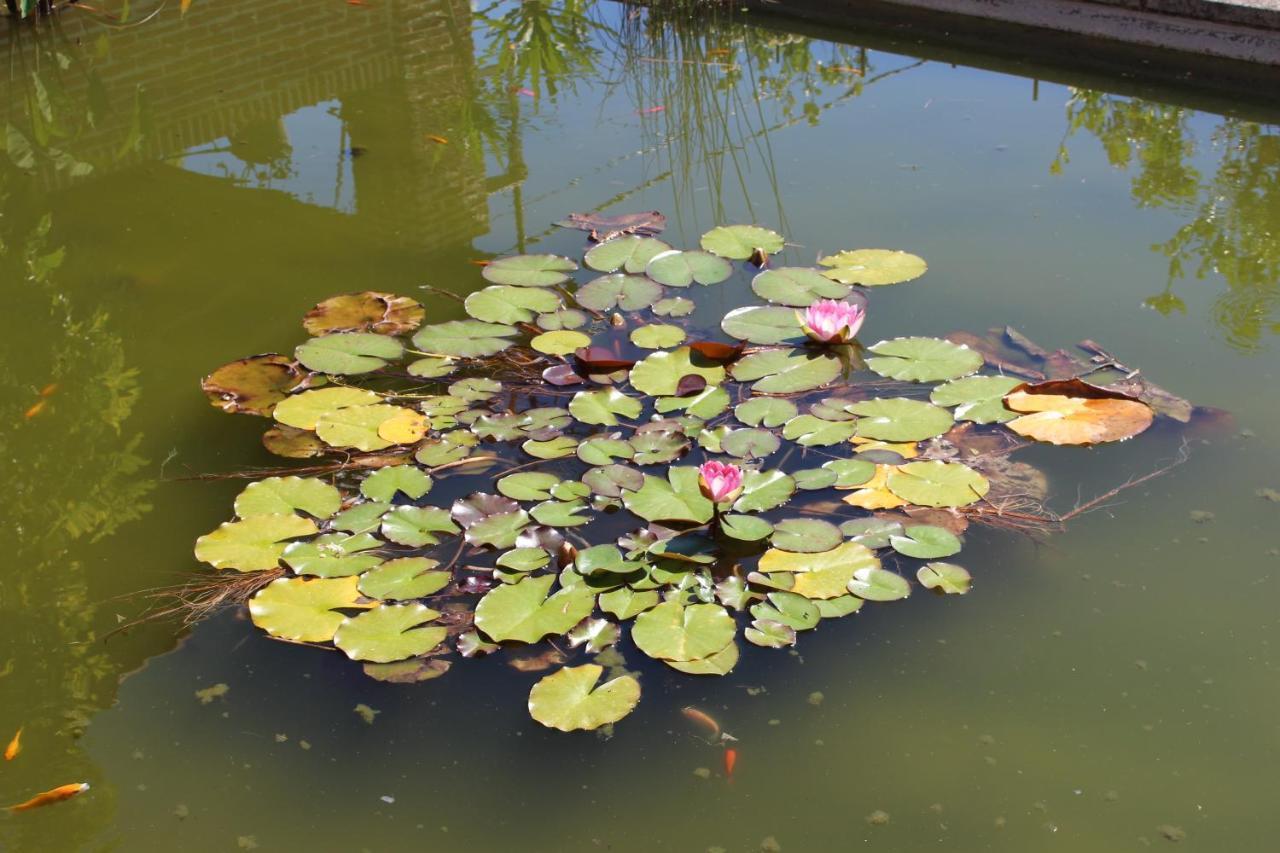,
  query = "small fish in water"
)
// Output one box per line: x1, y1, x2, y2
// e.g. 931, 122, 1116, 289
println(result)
4, 727, 20, 760
724, 747, 738, 780
635, 106, 665, 115
681, 706, 721, 740
23, 401, 47, 420
346, 146, 368, 158
8, 782, 90, 812
426, 135, 448, 145
468, 259, 490, 266
39, 383, 58, 397
516, 87, 536, 98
